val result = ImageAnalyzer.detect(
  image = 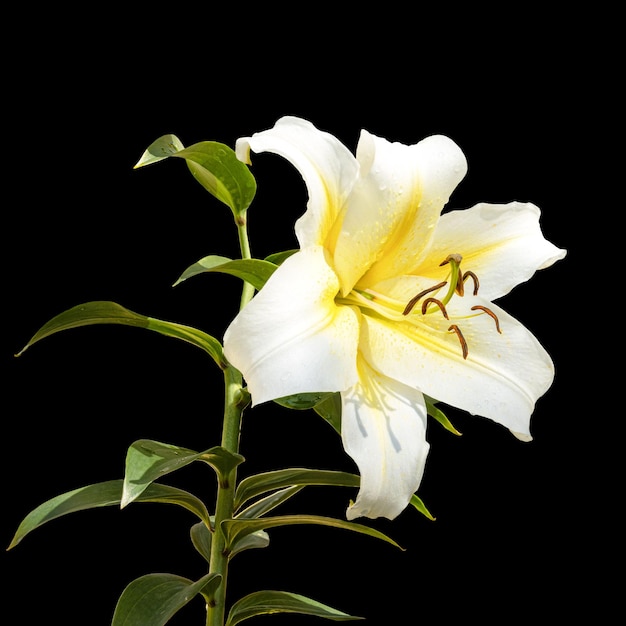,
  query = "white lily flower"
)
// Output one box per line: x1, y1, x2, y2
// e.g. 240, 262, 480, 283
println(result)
224, 116, 566, 521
